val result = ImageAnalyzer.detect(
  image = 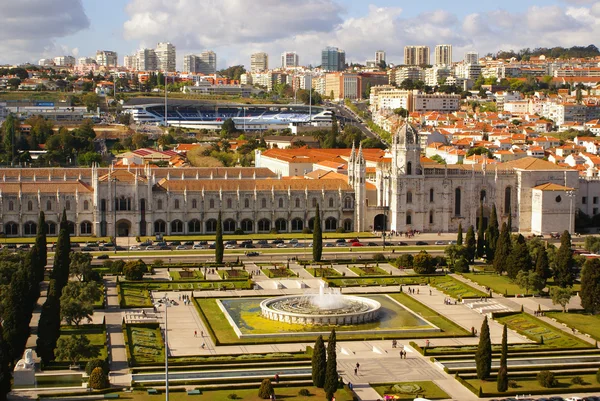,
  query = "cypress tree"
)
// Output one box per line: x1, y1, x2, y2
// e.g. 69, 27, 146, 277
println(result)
0, 324, 12, 400
324, 329, 338, 401
215, 211, 224, 264
36, 279, 61, 364
3, 266, 31, 362
554, 230, 575, 288
312, 335, 326, 388
507, 234, 532, 279
494, 222, 511, 275
457, 223, 463, 246
477, 202, 486, 258
497, 324, 509, 392
465, 225, 476, 263
535, 246, 551, 282
581, 258, 600, 314
507, 213, 512, 233
34, 211, 47, 283
485, 205, 499, 263
475, 316, 492, 380
313, 203, 323, 262
52, 210, 71, 292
